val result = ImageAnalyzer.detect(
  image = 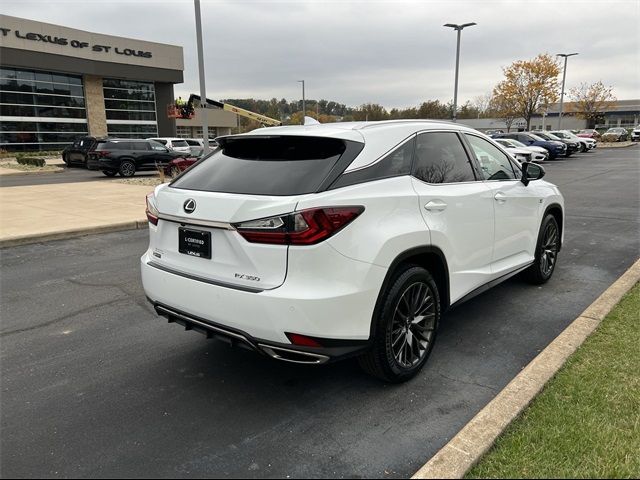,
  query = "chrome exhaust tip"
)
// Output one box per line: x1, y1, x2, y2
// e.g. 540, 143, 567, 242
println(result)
258, 344, 329, 365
